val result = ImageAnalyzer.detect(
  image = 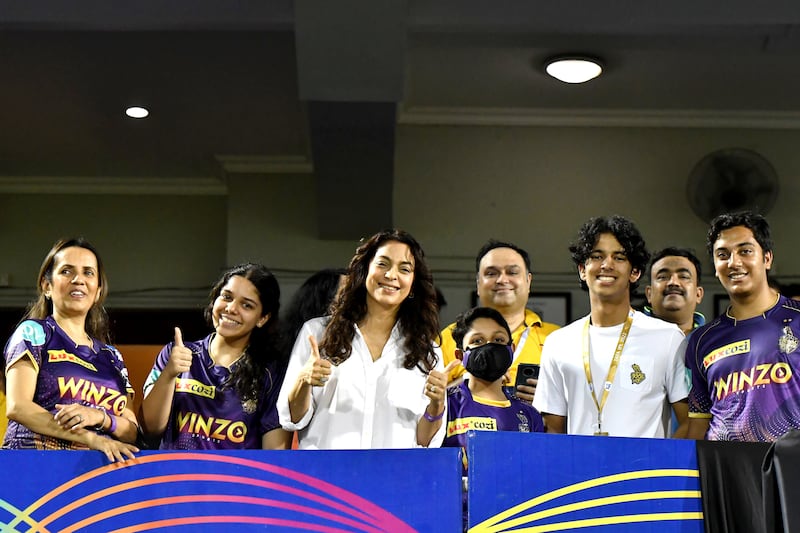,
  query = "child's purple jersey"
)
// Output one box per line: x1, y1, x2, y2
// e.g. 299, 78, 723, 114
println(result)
143, 335, 283, 450
444, 380, 544, 475
686, 295, 800, 441
3, 317, 133, 450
